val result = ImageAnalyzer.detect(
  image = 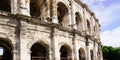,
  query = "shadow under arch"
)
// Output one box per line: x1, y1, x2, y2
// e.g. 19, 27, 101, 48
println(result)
0, 38, 13, 60
78, 48, 86, 60
30, 42, 49, 60
30, 0, 48, 19
90, 50, 94, 60
75, 12, 82, 30
57, 2, 69, 27
0, 0, 11, 12
60, 44, 72, 60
